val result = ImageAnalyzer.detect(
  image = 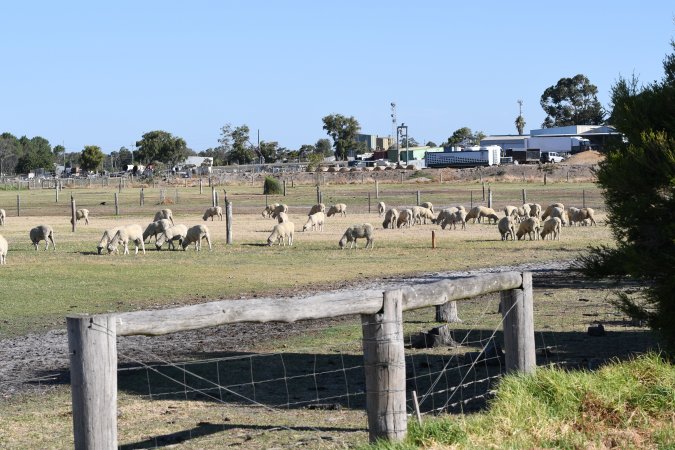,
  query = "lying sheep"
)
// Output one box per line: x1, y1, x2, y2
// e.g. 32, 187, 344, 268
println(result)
97, 227, 122, 254
326, 203, 347, 217
339, 223, 374, 249
71, 208, 90, 226
156, 224, 188, 250
302, 211, 325, 232
397, 209, 413, 228
540, 217, 562, 240
308, 203, 326, 216
377, 202, 386, 217
0, 234, 7, 264
153, 208, 174, 226
182, 224, 212, 251
108, 224, 146, 255
0, 208, 5, 226
143, 219, 172, 243
203, 206, 223, 221
516, 217, 540, 241
276, 211, 289, 223
568, 207, 597, 226
420, 202, 434, 214
498, 216, 516, 241
267, 221, 294, 246
382, 208, 399, 229
30, 225, 56, 251
542, 203, 565, 220
440, 209, 467, 230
